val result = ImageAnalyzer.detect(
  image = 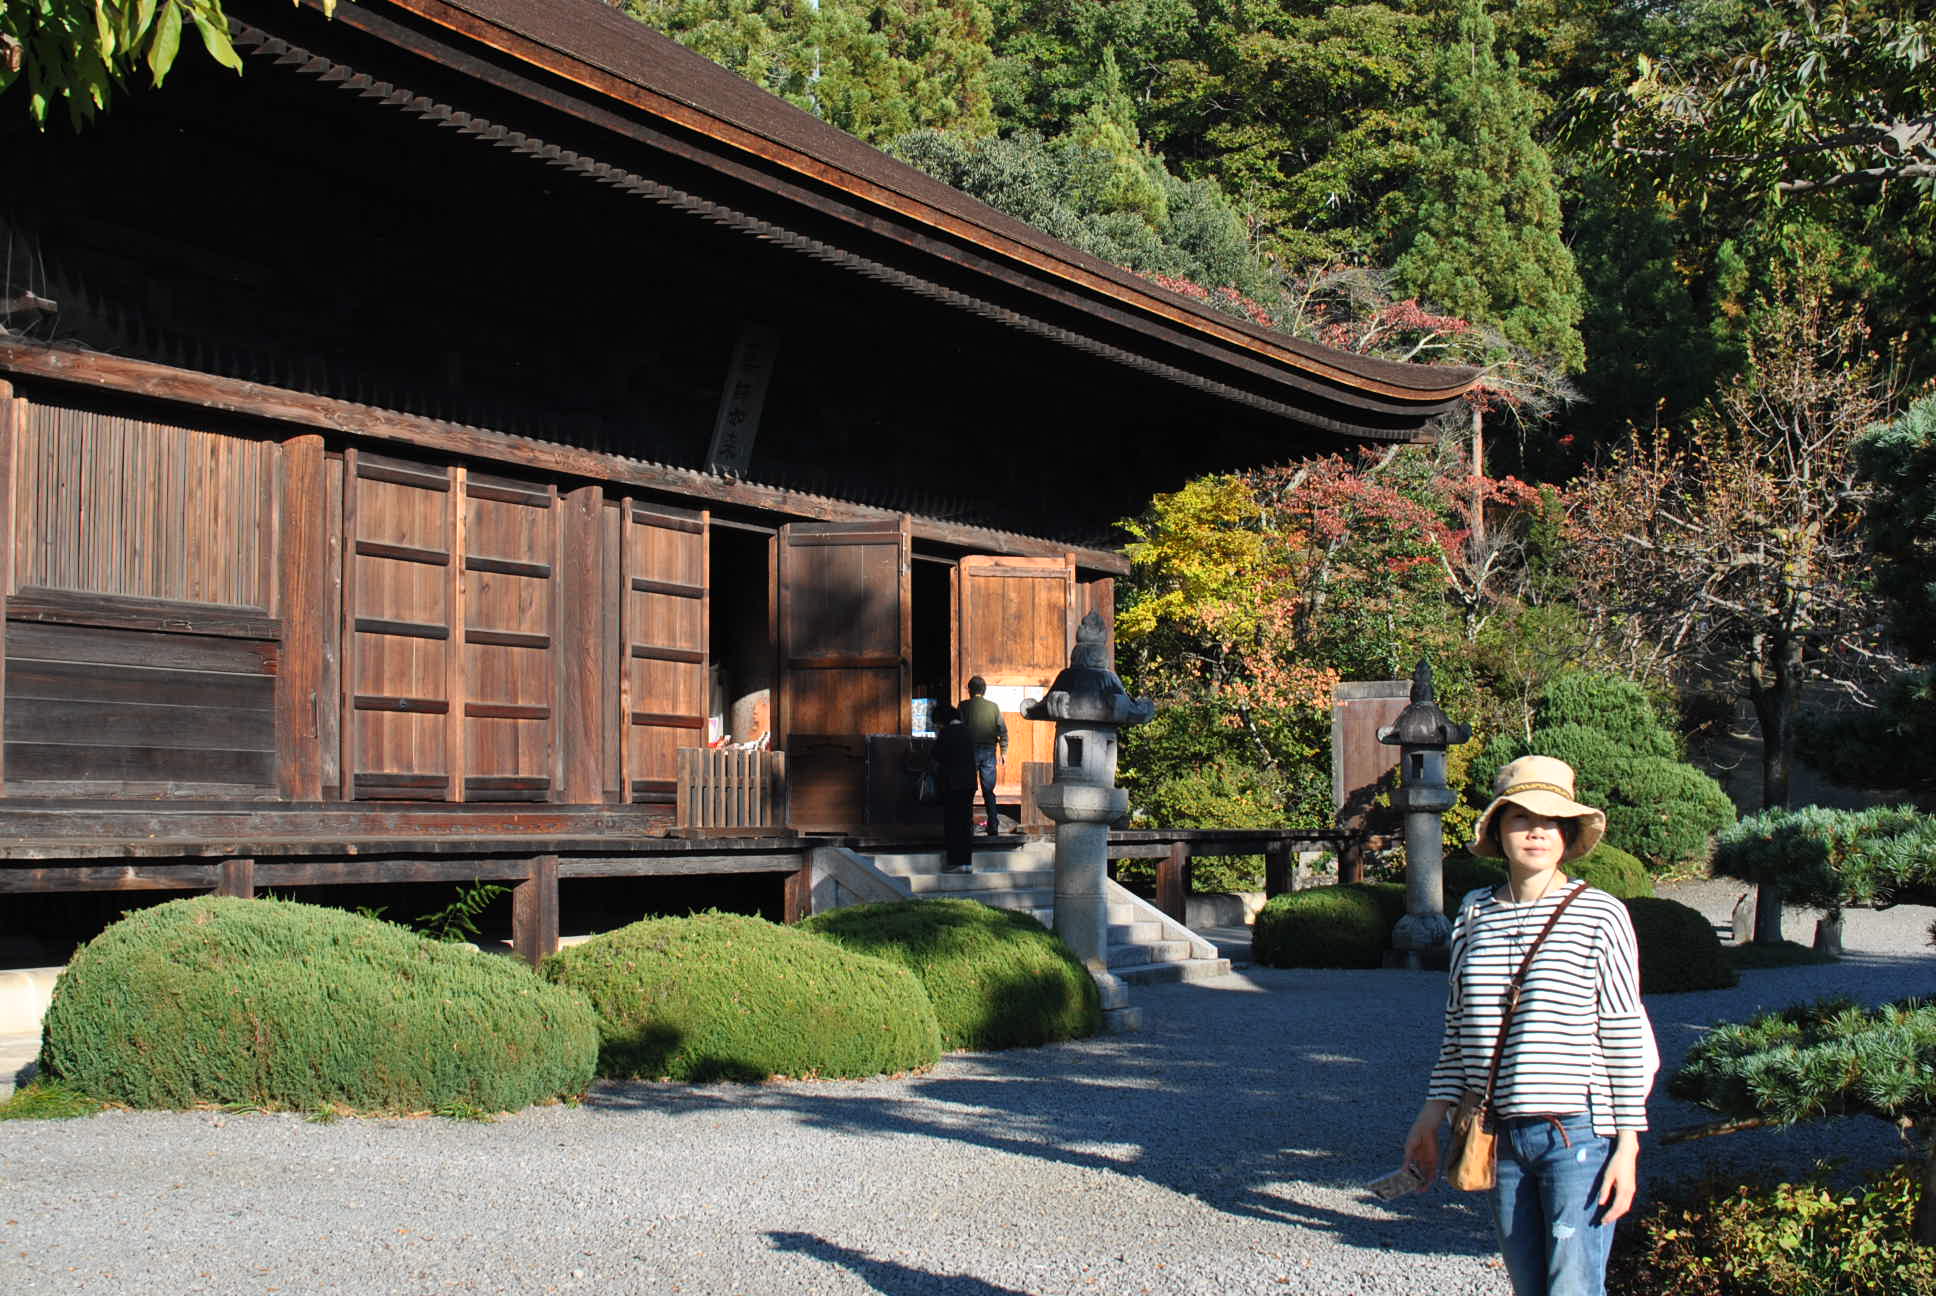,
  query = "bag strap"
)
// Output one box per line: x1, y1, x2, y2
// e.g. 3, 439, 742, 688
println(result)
1478, 880, 1585, 1105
